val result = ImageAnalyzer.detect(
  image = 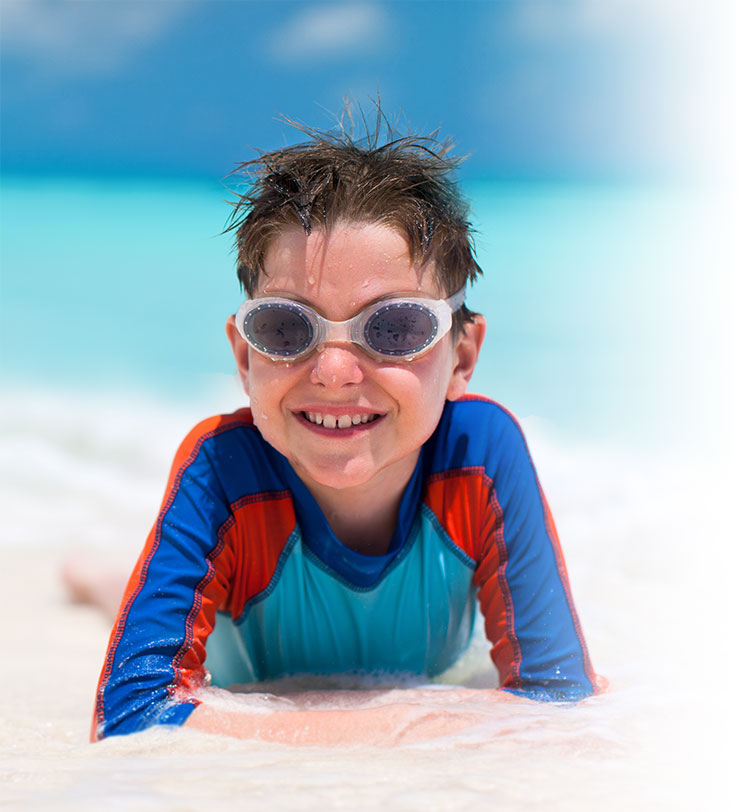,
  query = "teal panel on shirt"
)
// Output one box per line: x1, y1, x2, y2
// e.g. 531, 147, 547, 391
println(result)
205, 507, 477, 686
